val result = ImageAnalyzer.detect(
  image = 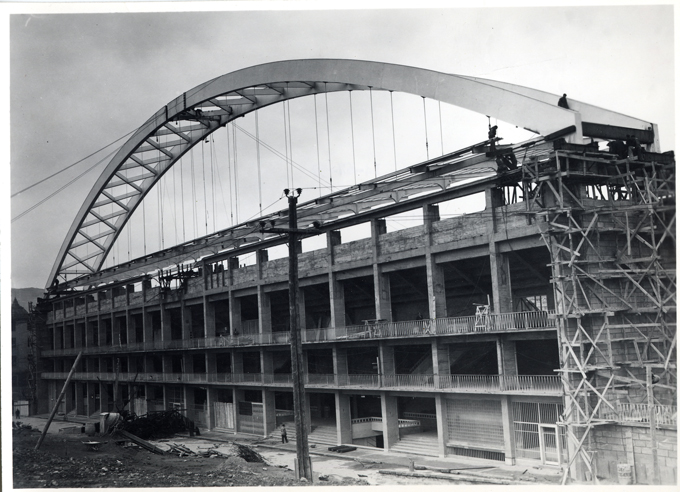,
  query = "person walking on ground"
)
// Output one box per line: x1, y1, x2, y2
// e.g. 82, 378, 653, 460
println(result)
15, 408, 20, 420
281, 424, 288, 444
